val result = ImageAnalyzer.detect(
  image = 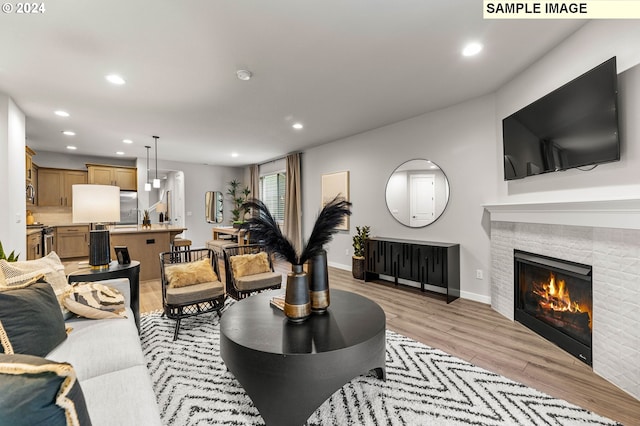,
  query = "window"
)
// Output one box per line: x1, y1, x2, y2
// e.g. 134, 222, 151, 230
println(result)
260, 172, 286, 221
